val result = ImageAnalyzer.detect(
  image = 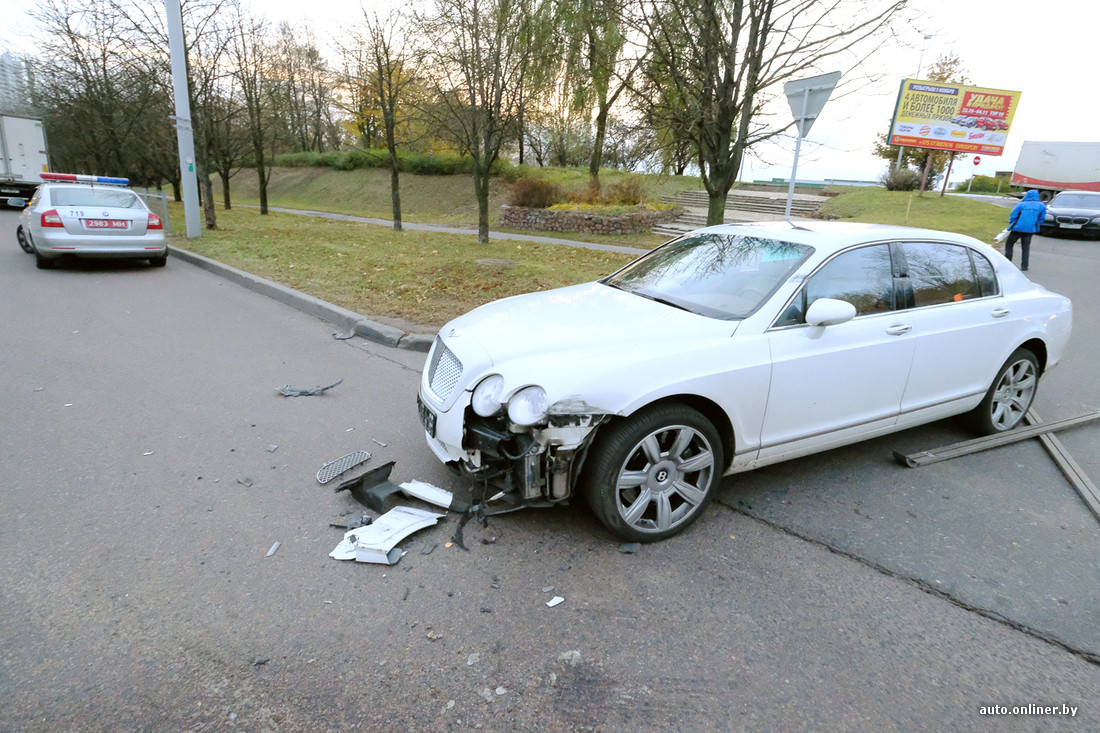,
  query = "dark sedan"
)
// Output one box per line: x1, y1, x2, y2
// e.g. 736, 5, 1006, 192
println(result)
1040, 191, 1100, 239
